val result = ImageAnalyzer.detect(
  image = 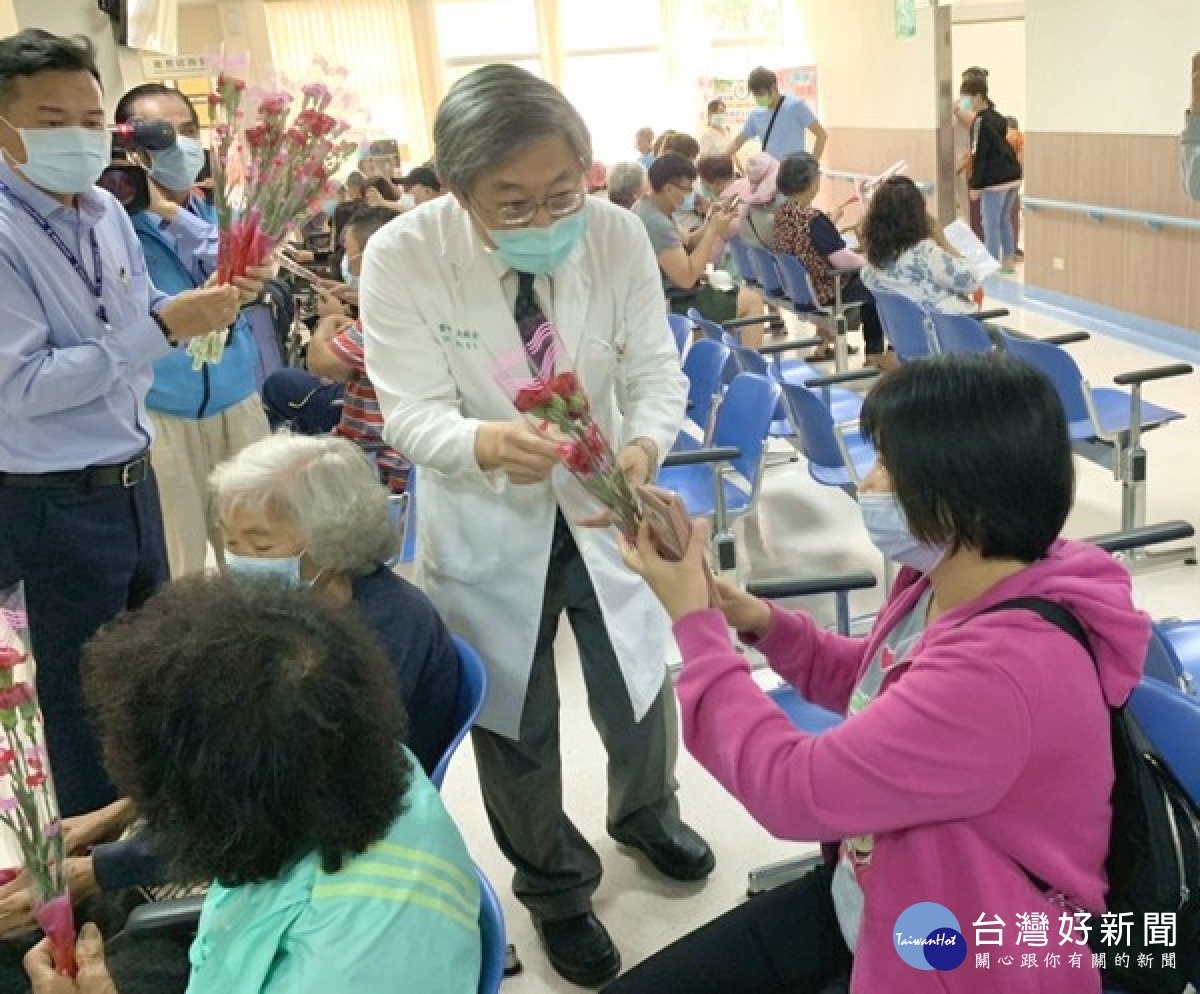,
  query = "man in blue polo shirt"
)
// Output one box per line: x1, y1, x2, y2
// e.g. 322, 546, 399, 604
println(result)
115, 82, 271, 577
729, 66, 827, 161
0, 29, 240, 815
